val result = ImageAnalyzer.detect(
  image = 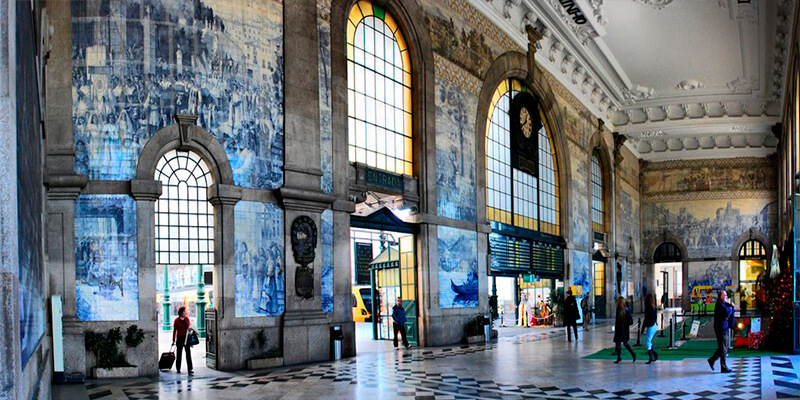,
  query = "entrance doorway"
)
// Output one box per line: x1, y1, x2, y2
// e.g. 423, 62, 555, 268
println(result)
592, 250, 607, 318
653, 242, 683, 310
153, 149, 215, 374
349, 215, 418, 351
737, 240, 767, 314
